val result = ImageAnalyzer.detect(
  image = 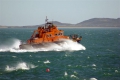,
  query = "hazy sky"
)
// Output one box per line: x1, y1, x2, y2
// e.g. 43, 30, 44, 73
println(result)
0, 0, 120, 26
